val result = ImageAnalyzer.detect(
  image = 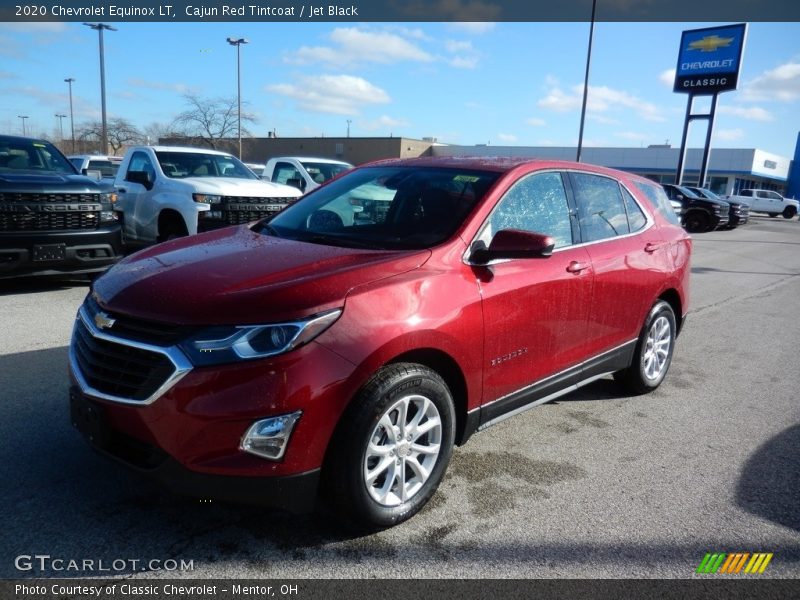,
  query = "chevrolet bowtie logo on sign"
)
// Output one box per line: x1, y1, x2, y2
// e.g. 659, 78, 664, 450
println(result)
688, 35, 735, 53
696, 552, 773, 575
673, 23, 747, 94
